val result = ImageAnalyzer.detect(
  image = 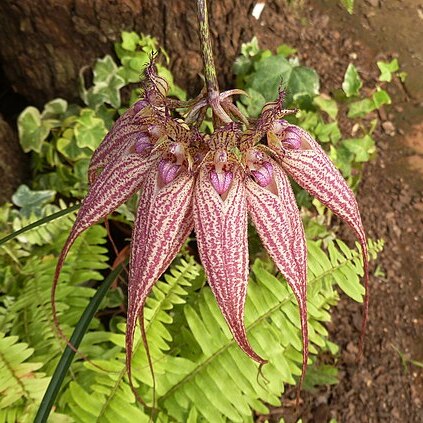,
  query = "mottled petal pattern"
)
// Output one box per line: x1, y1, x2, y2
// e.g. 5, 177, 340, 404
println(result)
271, 125, 370, 345
194, 166, 265, 363
246, 161, 308, 386
88, 106, 142, 184
126, 169, 194, 380
52, 152, 158, 318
